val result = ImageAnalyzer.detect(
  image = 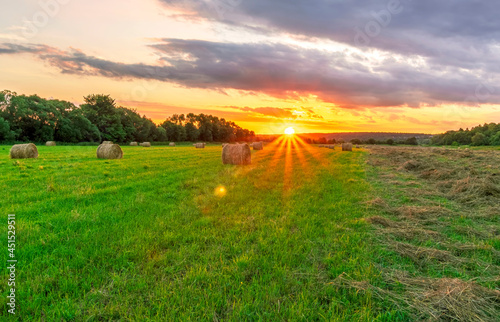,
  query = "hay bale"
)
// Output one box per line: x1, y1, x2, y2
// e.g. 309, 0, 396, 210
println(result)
222, 143, 251, 165
102, 141, 113, 145
46, 141, 56, 146
222, 143, 229, 148
97, 144, 123, 159
130, 142, 138, 146
140, 142, 151, 147
195, 143, 205, 149
253, 142, 264, 150
169, 142, 176, 147
10, 143, 38, 159
328, 145, 335, 149
342, 143, 353, 151
356, 145, 360, 149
